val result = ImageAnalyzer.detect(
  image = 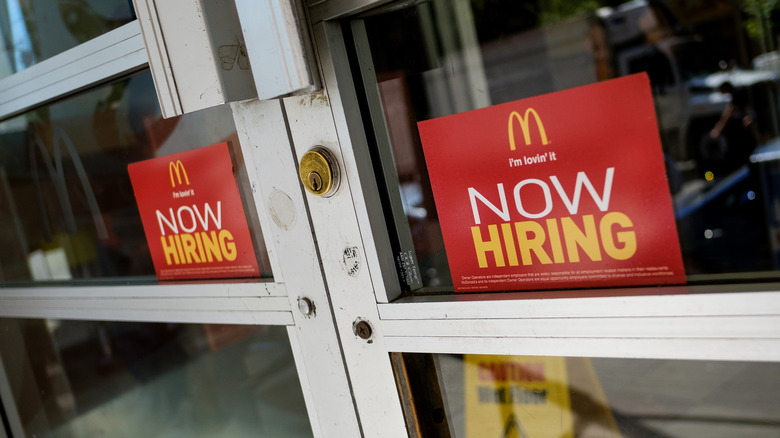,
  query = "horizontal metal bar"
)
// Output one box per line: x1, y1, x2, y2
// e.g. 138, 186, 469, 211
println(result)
0, 296, 290, 313
0, 21, 147, 120
379, 287, 780, 320
0, 306, 294, 325
0, 281, 287, 298
383, 336, 780, 362
381, 315, 780, 339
